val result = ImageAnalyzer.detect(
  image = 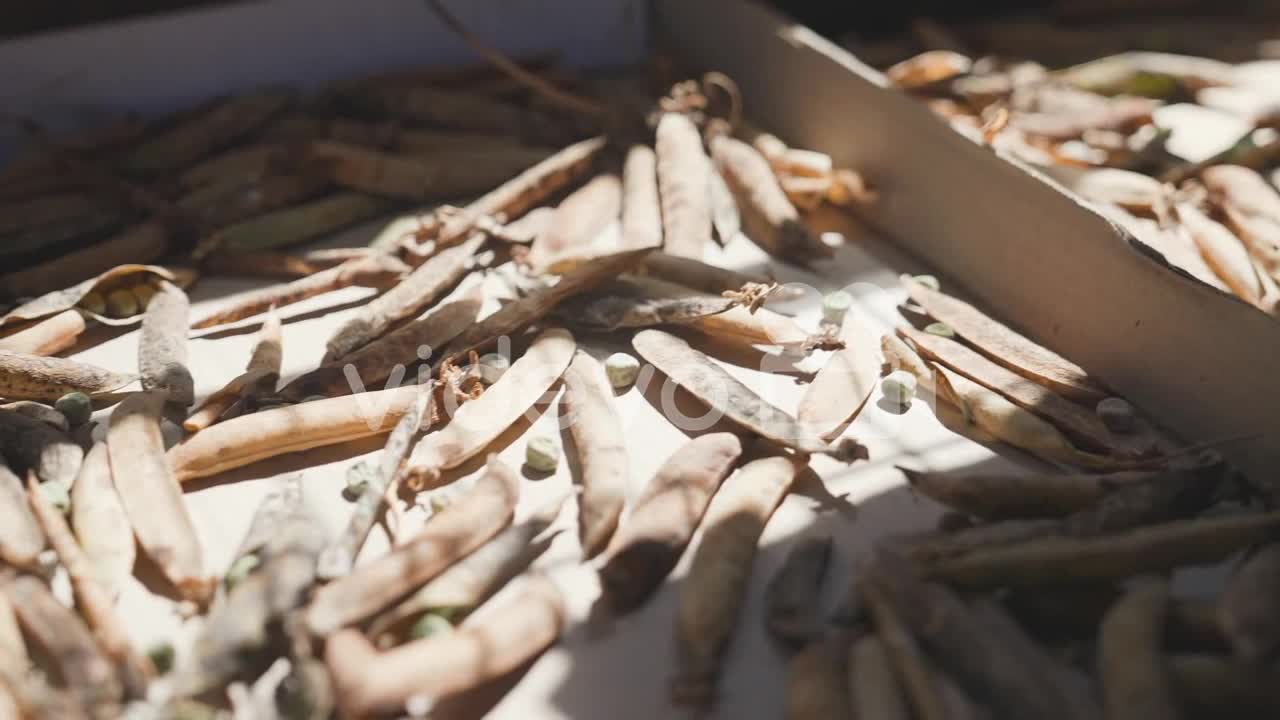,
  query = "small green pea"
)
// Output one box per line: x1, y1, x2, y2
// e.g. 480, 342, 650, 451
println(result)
55, 392, 93, 427
912, 274, 941, 291
224, 553, 260, 591
79, 291, 107, 316
525, 435, 560, 474
409, 611, 455, 640
147, 642, 176, 675
925, 322, 955, 338
105, 289, 139, 318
